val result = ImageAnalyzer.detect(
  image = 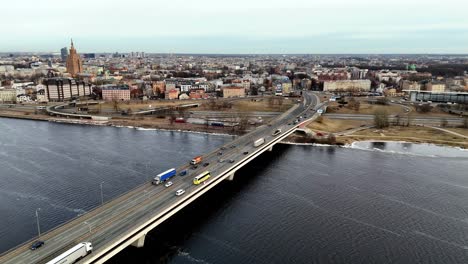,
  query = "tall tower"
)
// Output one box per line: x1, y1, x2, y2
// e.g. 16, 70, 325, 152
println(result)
60, 47, 68, 62
66, 39, 83, 77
